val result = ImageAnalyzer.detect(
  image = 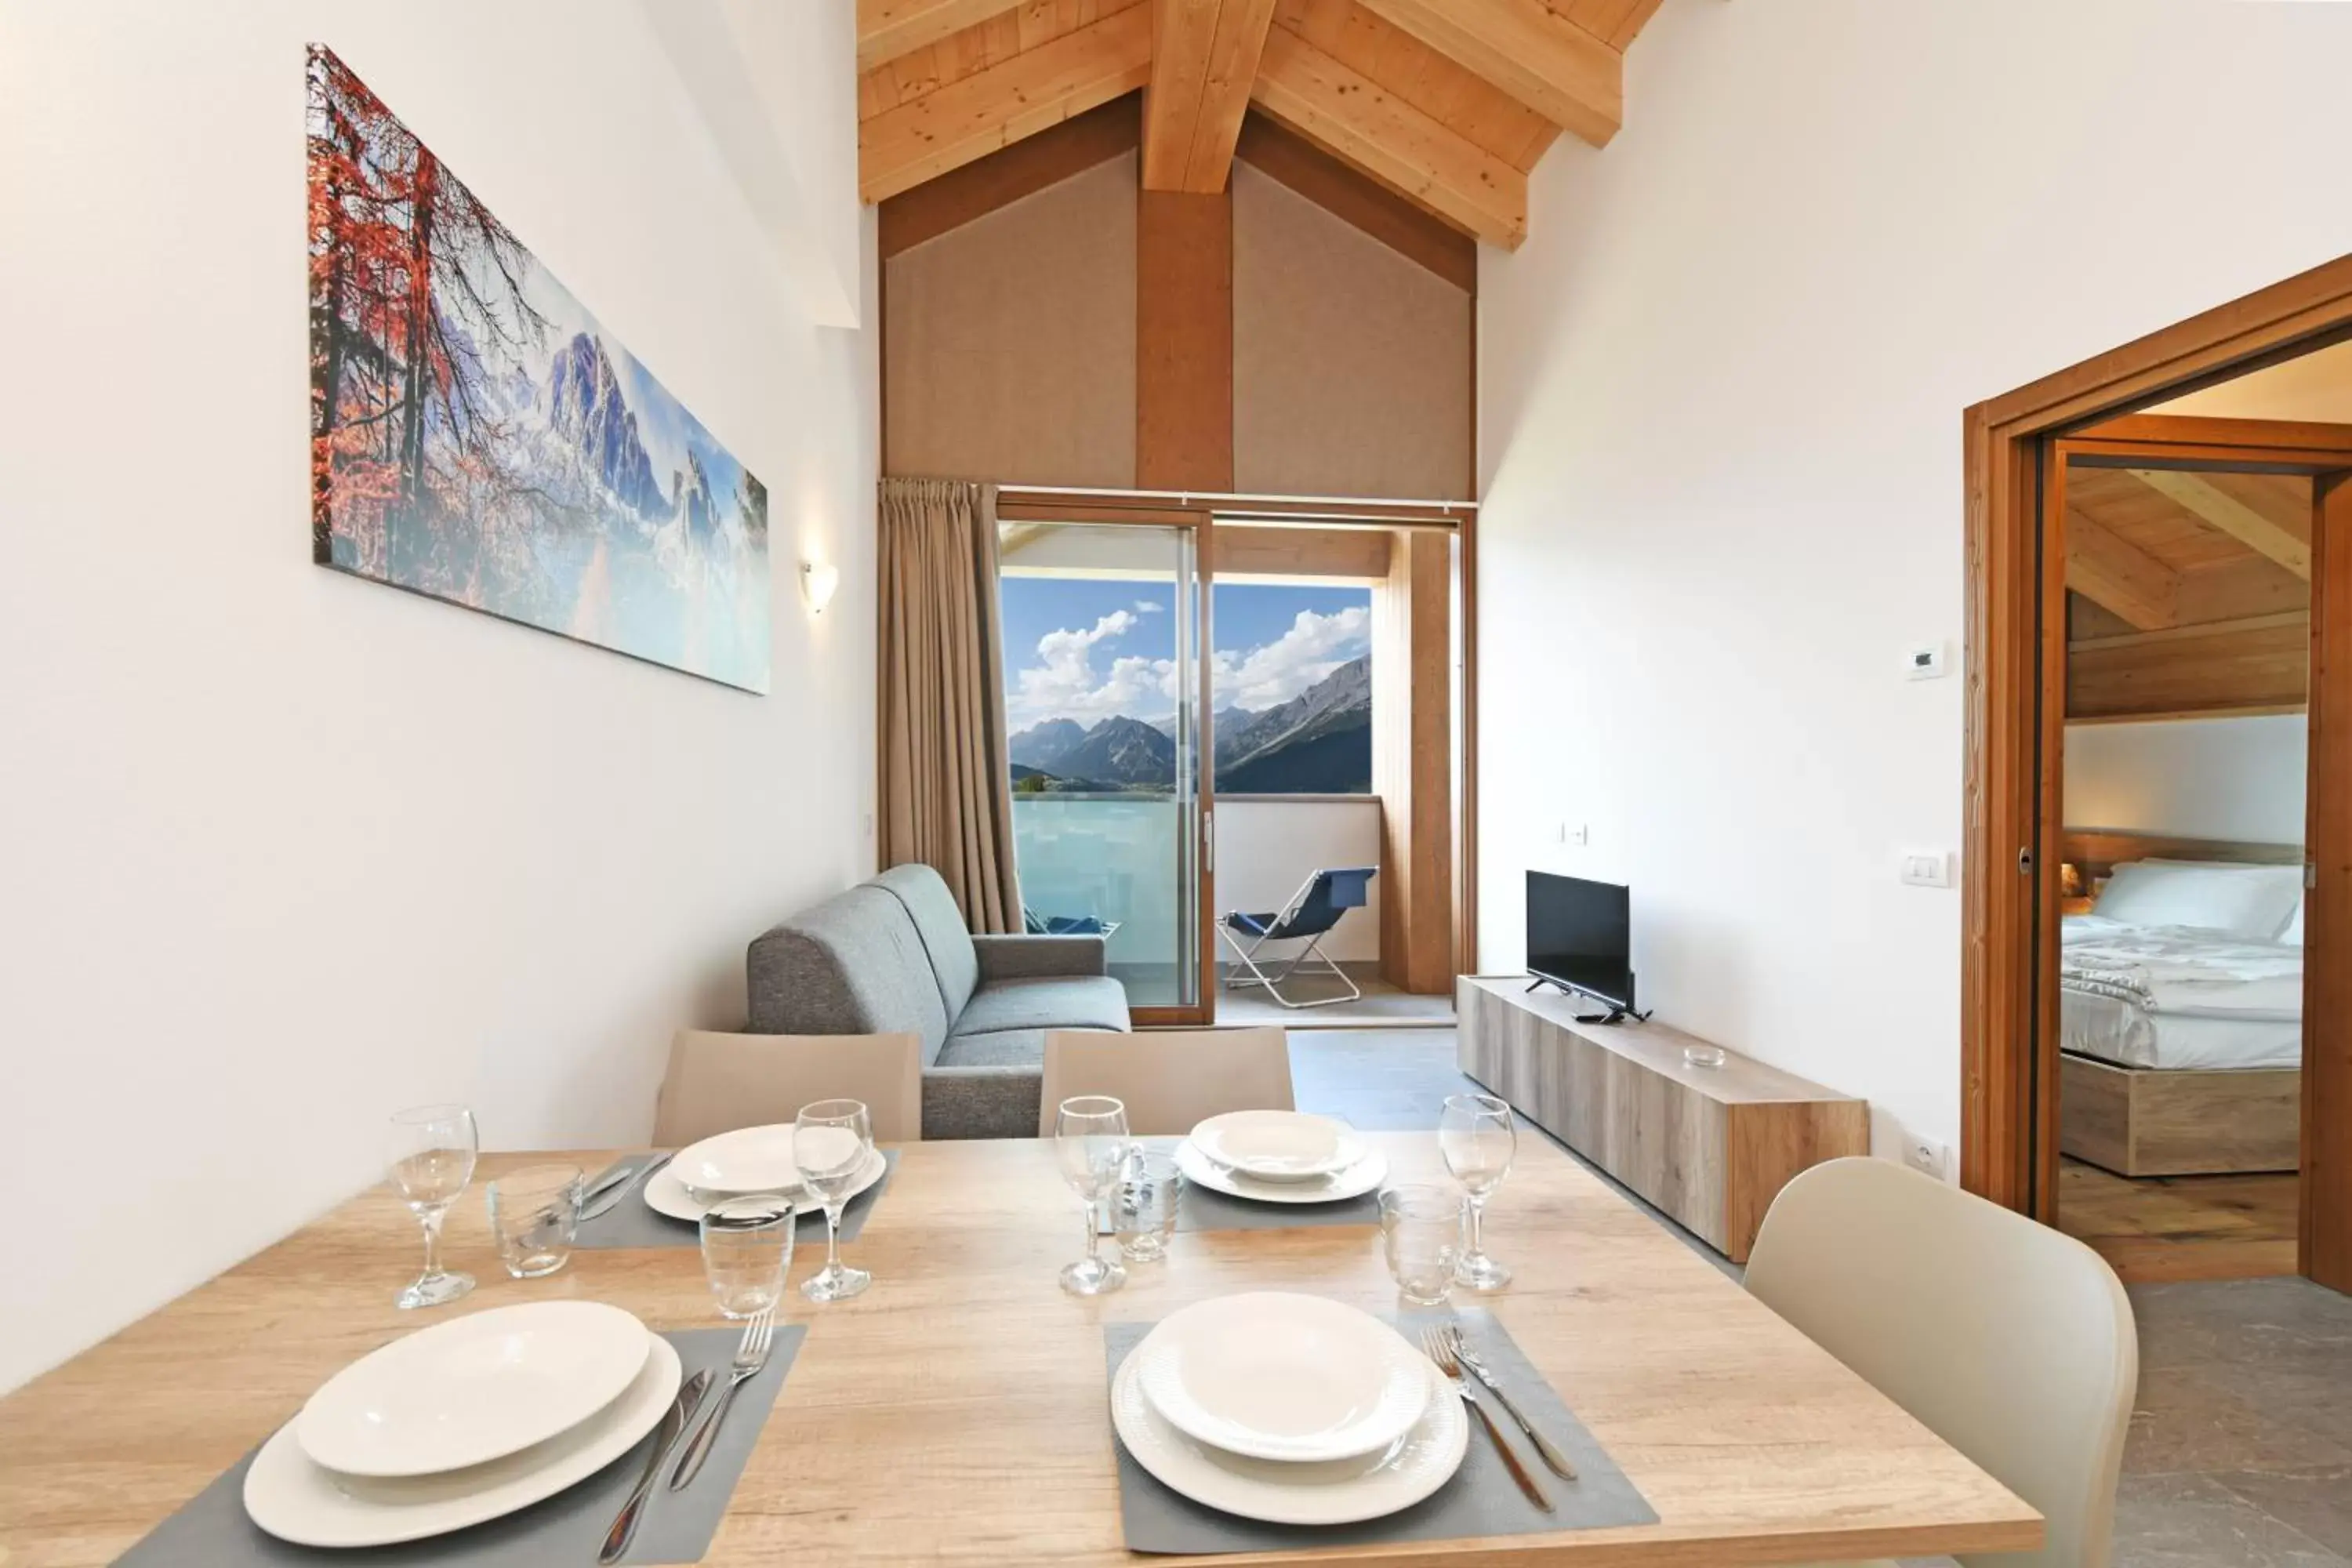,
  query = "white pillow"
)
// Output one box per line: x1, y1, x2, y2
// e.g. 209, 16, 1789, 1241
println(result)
2091, 858, 2305, 940
2281, 891, 2306, 946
